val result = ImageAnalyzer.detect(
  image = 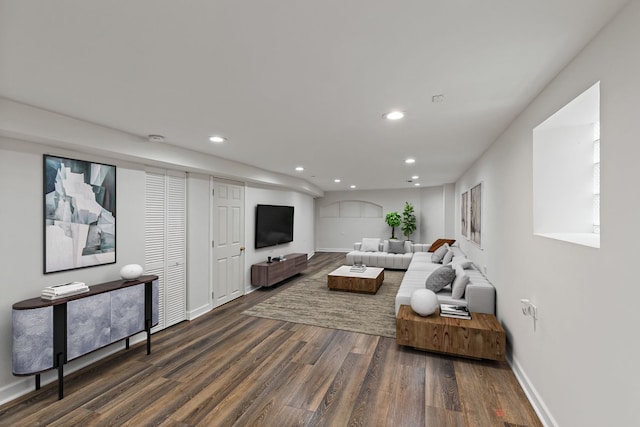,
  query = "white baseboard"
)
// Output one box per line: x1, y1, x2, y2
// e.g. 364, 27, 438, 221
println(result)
315, 247, 351, 253
508, 354, 558, 427
187, 303, 211, 320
